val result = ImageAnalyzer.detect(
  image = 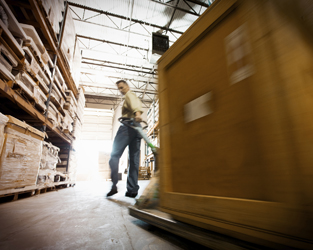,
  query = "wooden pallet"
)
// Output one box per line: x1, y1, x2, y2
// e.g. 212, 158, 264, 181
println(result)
0, 181, 75, 202
129, 206, 269, 250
